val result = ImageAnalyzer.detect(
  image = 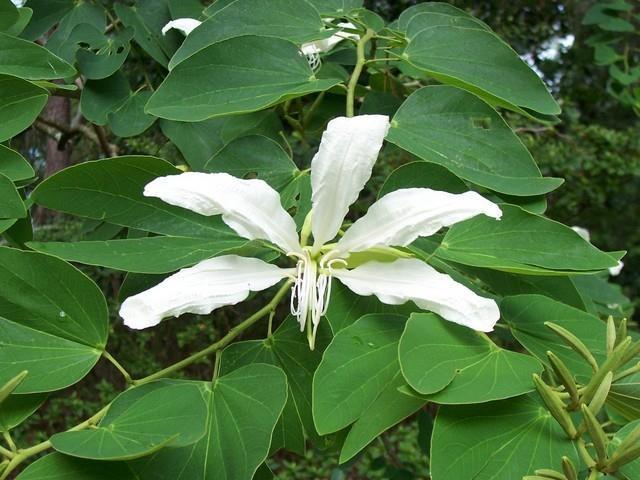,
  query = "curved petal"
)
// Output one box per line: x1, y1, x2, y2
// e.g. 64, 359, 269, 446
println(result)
335, 189, 502, 255
145, 172, 301, 253
571, 226, 591, 242
332, 258, 500, 332
301, 22, 359, 55
120, 255, 293, 329
310, 115, 390, 250
161, 18, 202, 36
